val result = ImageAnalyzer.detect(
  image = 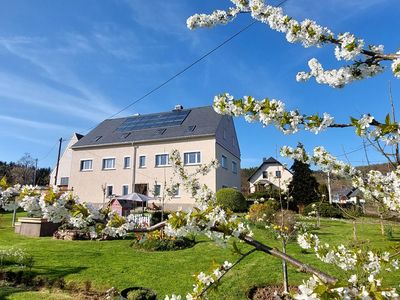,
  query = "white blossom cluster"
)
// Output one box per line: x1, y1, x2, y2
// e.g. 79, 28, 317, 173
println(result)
392, 51, 400, 78
0, 184, 147, 239
187, 0, 400, 87
213, 93, 334, 135
186, 7, 240, 29
165, 260, 233, 300
0, 184, 21, 211
297, 58, 384, 88
295, 232, 400, 299
334, 33, 364, 61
